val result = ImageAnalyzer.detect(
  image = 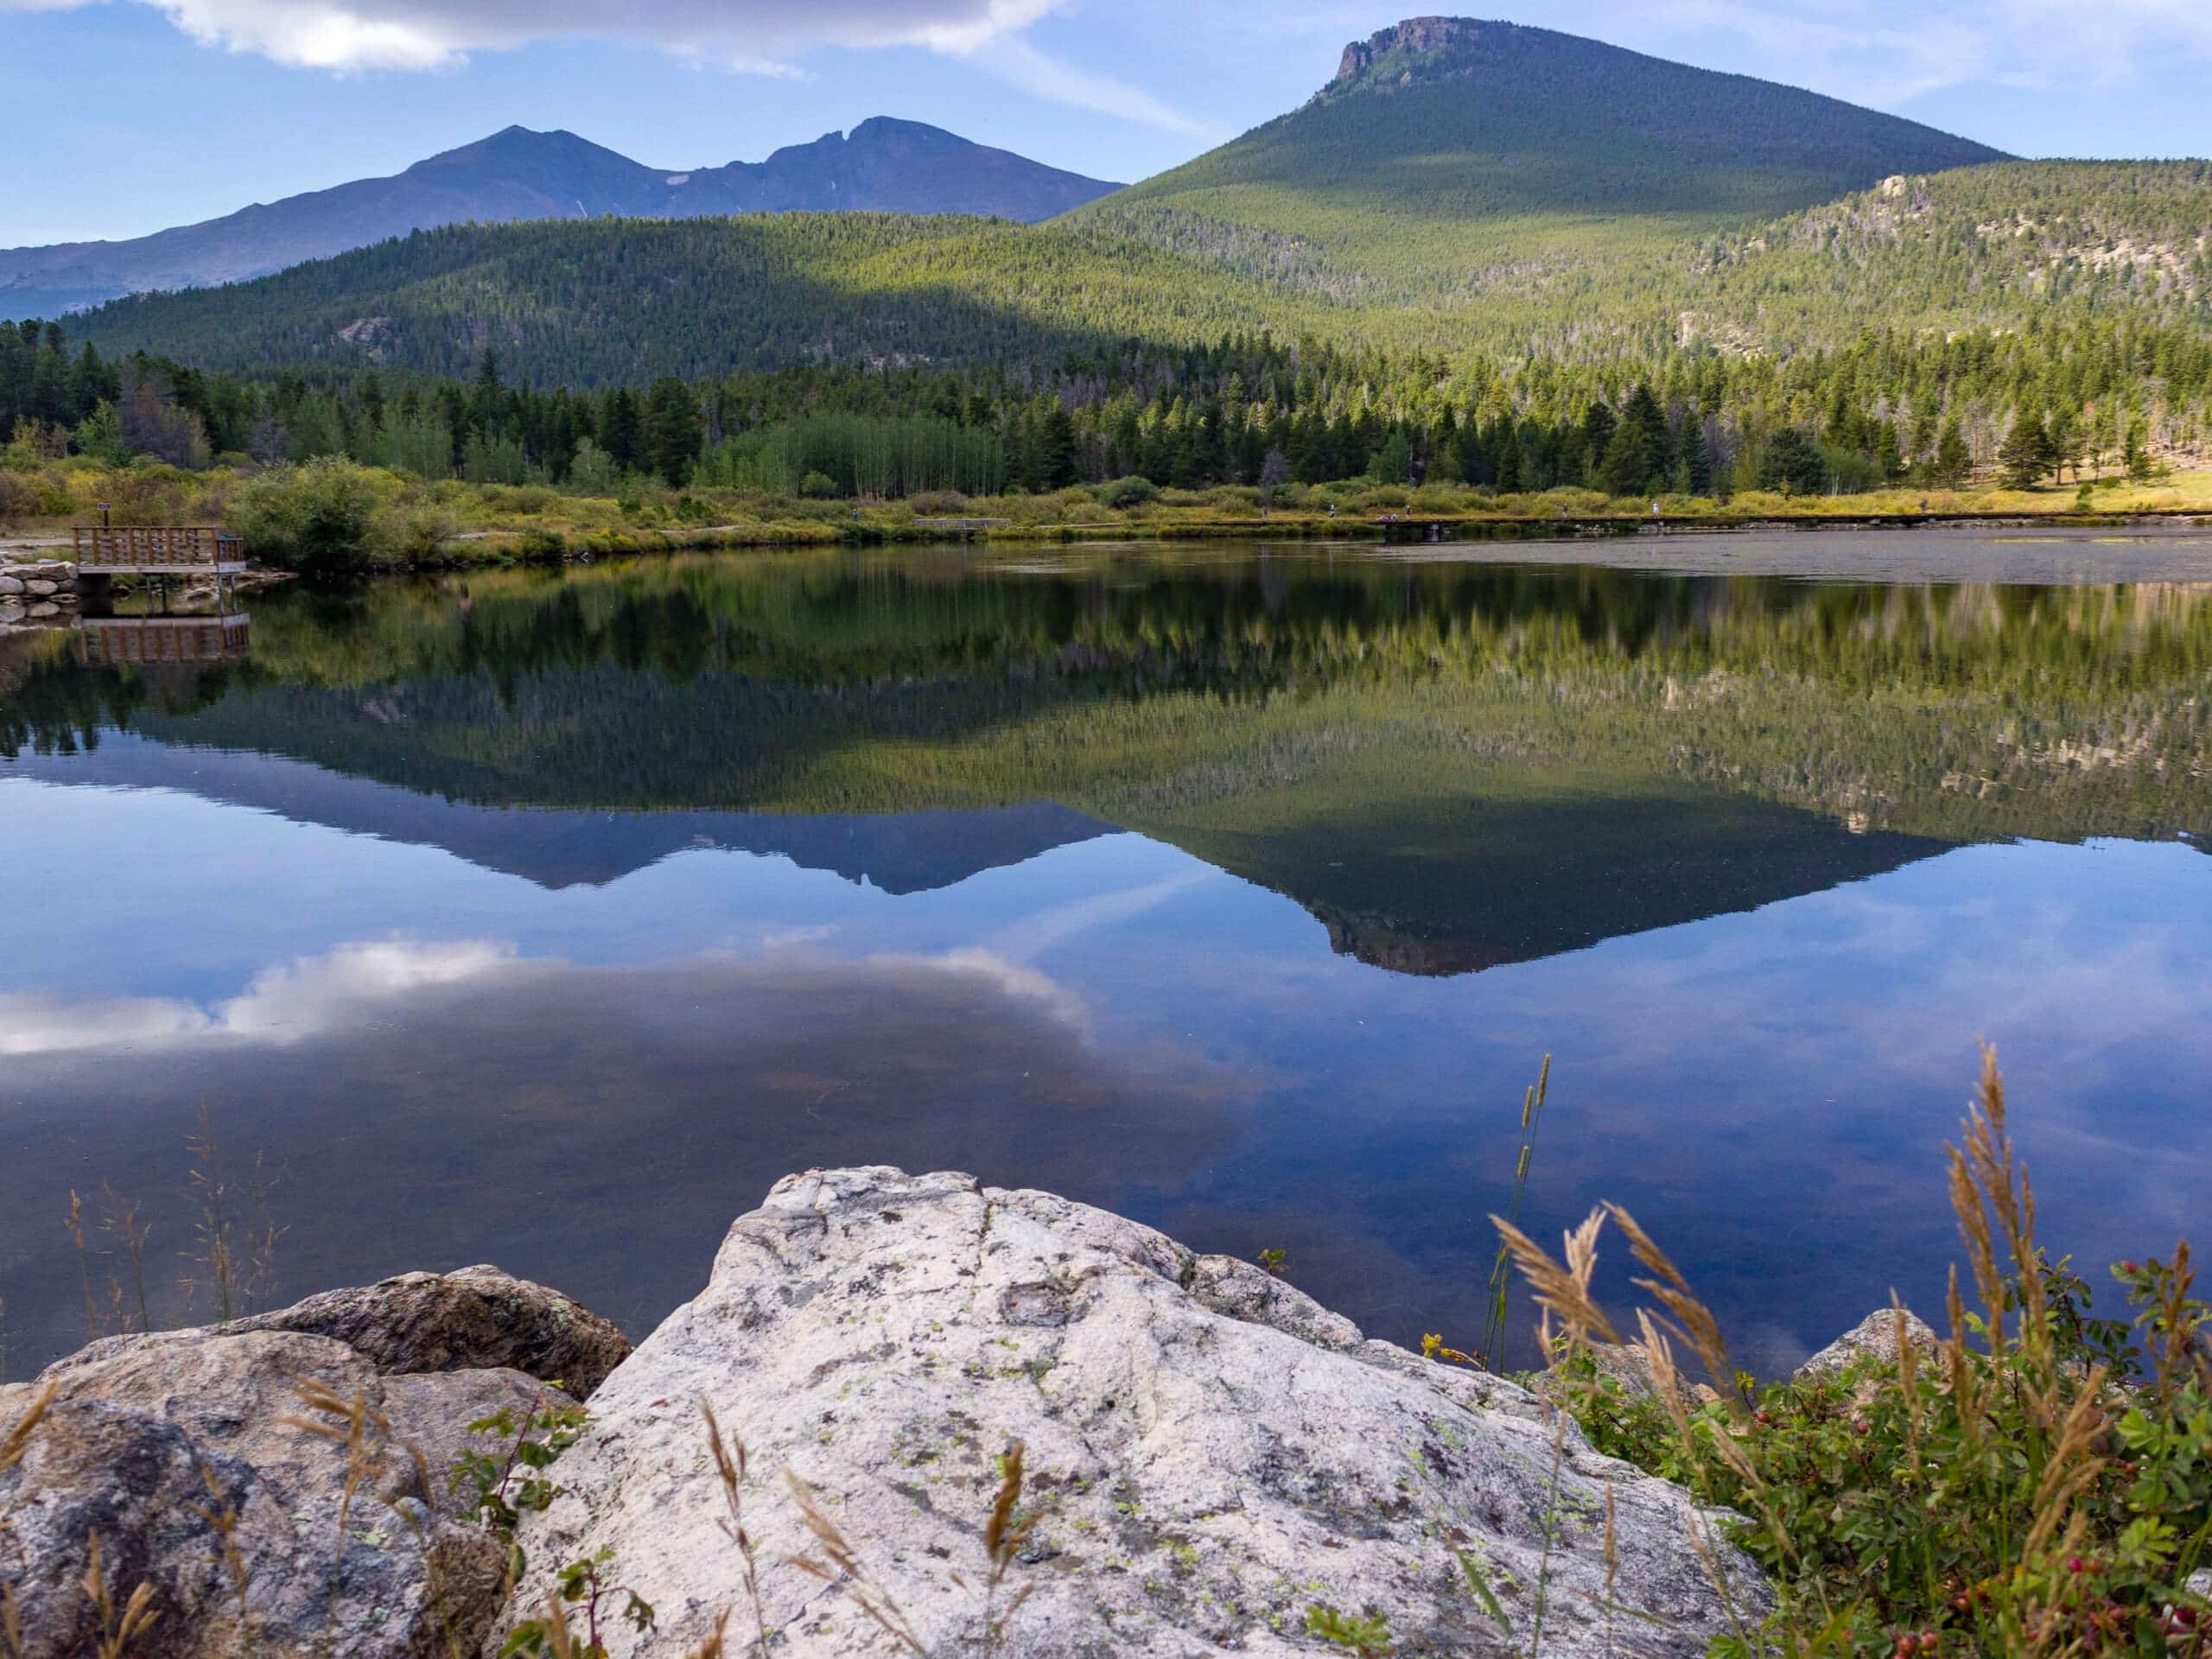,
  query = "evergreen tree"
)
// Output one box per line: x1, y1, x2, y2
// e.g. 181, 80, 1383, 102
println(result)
1037, 402, 1078, 489
1931, 418, 1973, 487
1758, 428, 1827, 495
641, 377, 702, 484
1675, 416, 1713, 495
1998, 410, 2057, 489
601, 389, 642, 471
